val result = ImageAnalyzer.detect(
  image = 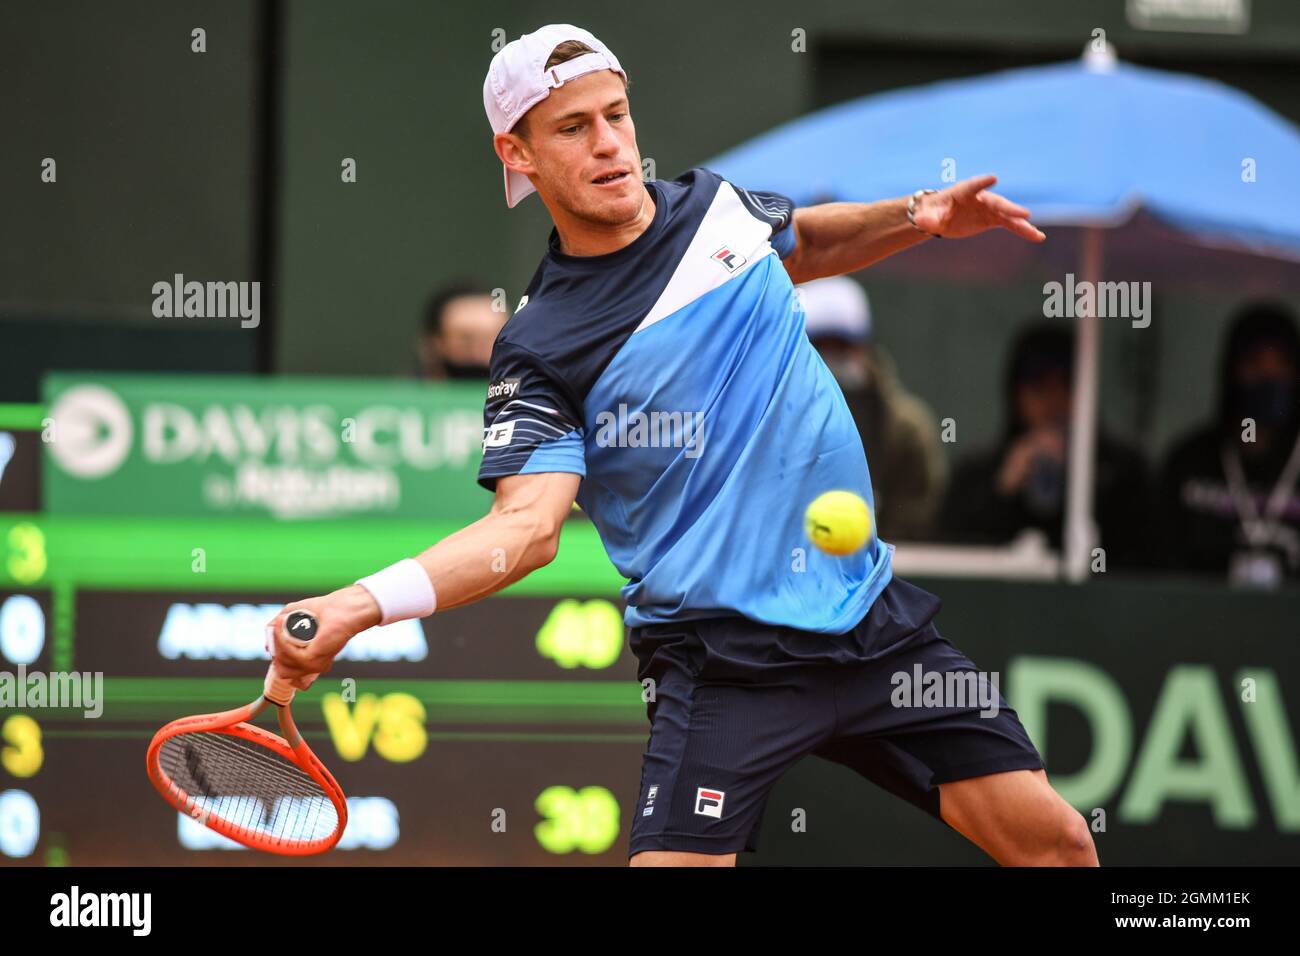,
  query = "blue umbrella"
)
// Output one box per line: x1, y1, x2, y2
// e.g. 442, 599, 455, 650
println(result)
706, 49, 1300, 580
708, 51, 1300, 265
